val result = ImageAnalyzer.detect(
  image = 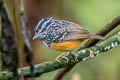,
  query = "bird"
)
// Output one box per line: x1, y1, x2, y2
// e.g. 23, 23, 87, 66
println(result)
33, 17, 104, 51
